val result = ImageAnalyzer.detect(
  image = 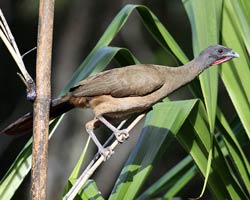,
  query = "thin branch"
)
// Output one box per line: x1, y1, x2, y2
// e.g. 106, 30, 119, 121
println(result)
63, 113, 146, 200
0, 9, 36, 100
31, 0, 54, 199
22, 47, 37, 58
